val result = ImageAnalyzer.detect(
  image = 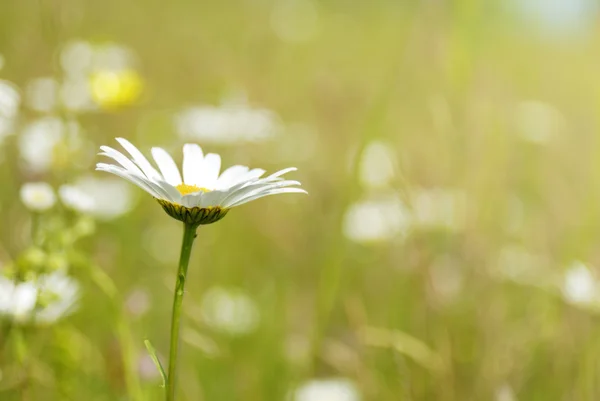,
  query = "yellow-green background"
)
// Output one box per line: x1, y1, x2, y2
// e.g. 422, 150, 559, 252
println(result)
2, 1, 600, 400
